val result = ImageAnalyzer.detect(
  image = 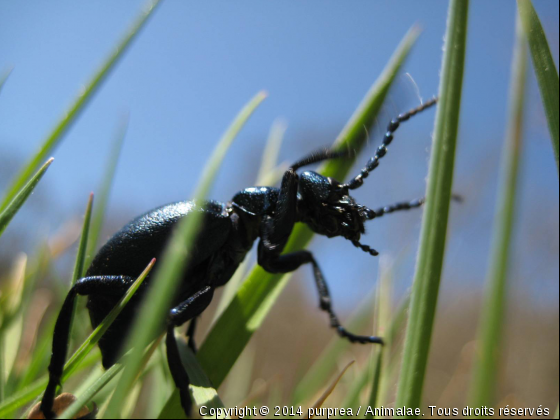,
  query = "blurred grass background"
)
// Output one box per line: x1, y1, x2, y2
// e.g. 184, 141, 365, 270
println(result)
0, 1, 558, 418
